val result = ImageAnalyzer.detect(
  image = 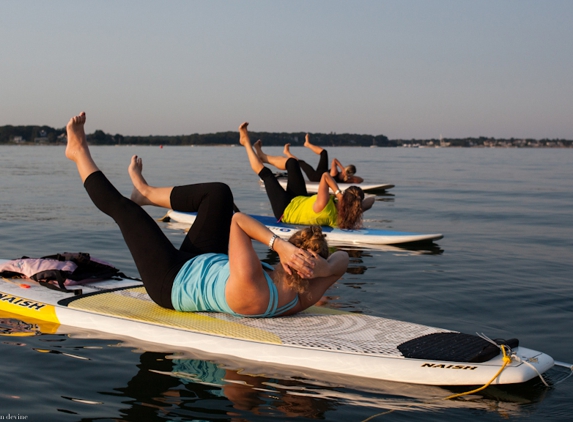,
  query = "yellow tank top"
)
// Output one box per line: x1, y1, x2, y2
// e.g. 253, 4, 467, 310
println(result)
282, 195, 338, 227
